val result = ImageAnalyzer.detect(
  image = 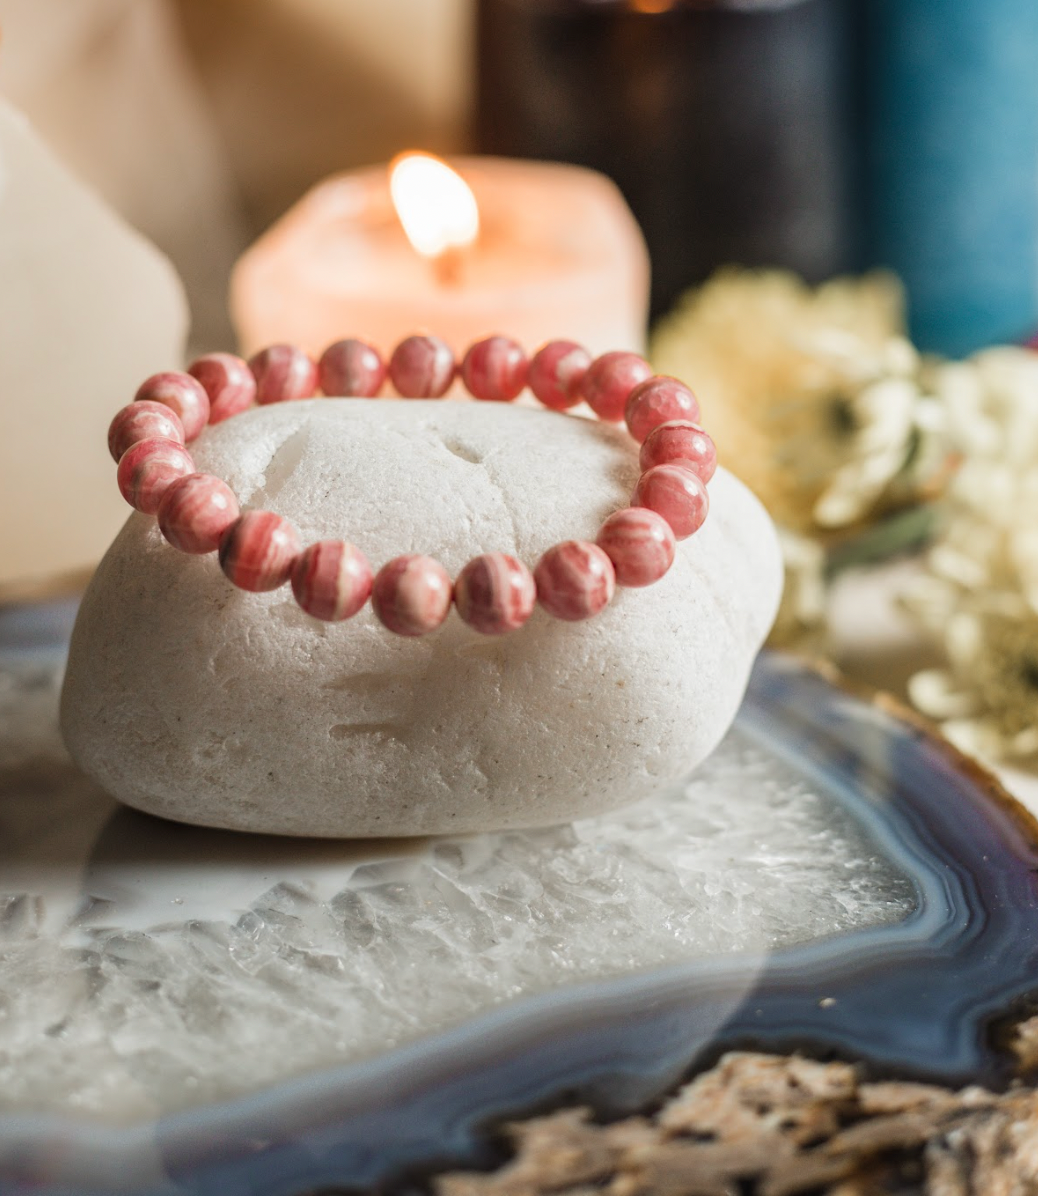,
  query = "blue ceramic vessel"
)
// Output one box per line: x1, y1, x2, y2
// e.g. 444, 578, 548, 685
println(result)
866, 0, 1038, 355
